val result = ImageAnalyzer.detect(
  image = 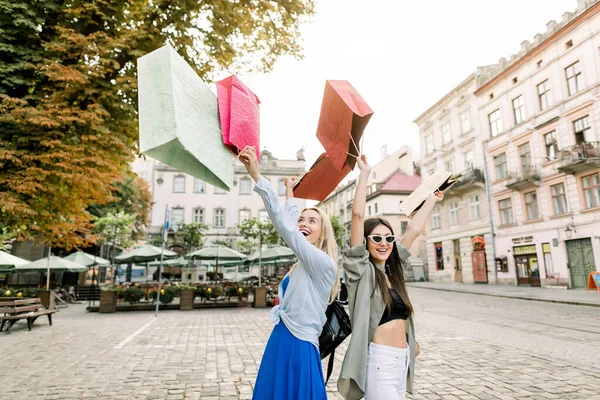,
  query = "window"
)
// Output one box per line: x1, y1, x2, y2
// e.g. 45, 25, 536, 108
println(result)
512, 95, 525, 124
239, 177, 251, 194
574, 115, 591, 144
494, 153, 508, 180
489, 109, 503, 136
565, 61, 582, 96
432, 207, 441, 229
401, 221, 408, 235
368, 205, 372, 216
544, 131, 558, 161
214, 186, 226, 194
518, 143, 532, 171
464, 151, 474, 170
512, 77, 518, 84
435, 243, 444, 270
444, 160, 454, 173
194, 179, 206, 193
582, 173, 600, 208
459, 111, 471, 134
550, 183, 568, 215
566, 39, 573, 49
425, 134, 434, 155
442, 122, 451, 145
173, 176, 185, 193
193, 207, 204, 223
537, 80, 551, 110
260, 154, 269, 163
524, 191, 539, 220
172, 208, 184, 230
449, 202, 458, 225
428, 167, 435, 177
543, 243, 554, 277
374, 203, 378, 214
259, 210, 269, 223
498, 198, 514, 225
469, 194, 480, 220
278, 180, 286, 196
239, 209, 250, 224
214, 209, 225, 228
